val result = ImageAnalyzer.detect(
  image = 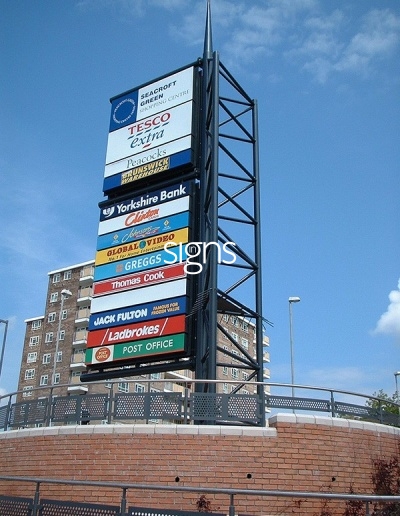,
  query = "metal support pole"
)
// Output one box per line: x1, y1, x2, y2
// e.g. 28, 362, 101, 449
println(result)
229, 493, 235, 516
120, 487, 127, 516
32, 481, 41, 516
